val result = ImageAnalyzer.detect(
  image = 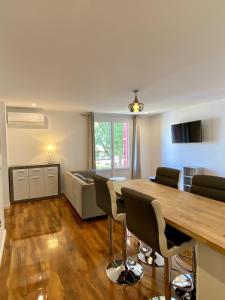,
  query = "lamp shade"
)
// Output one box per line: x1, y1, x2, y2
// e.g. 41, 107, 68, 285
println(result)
47, 144, 56, 152
128, 90, 144, 113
